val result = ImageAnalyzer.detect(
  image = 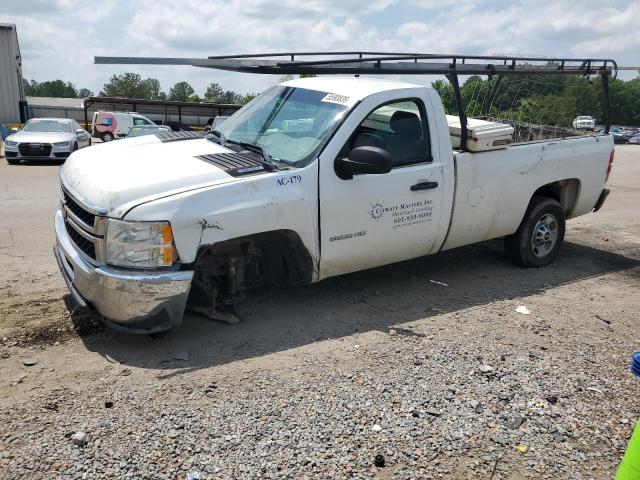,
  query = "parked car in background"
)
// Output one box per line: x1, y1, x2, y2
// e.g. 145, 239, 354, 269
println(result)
91, 111, 156, 142
127, 125, 172, 138
204, 115, 229, 133
629, 134, 640, 145
613, 133, 630, 144
572, 116, 595, 130
163, 121, 192, 132
4, 118, 91, 165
